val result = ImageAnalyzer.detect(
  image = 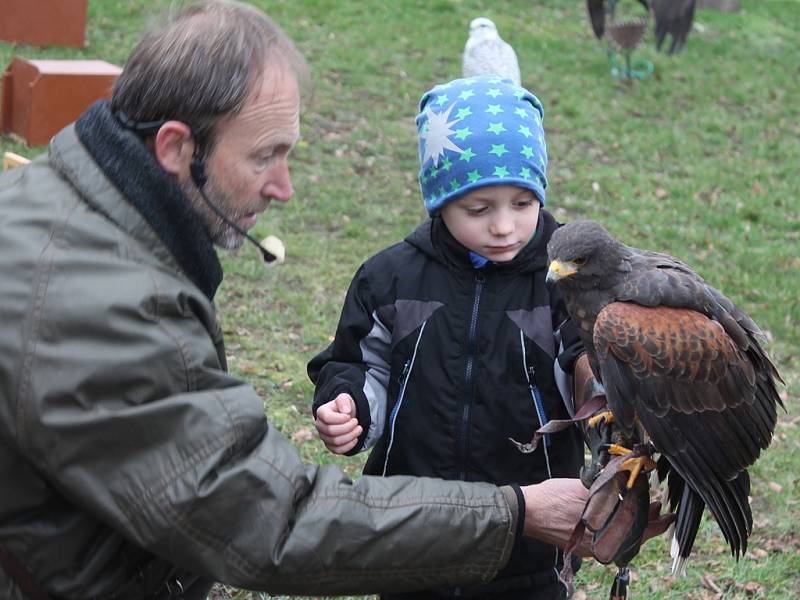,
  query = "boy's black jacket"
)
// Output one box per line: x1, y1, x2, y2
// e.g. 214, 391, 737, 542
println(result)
309, 210, 584, 595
